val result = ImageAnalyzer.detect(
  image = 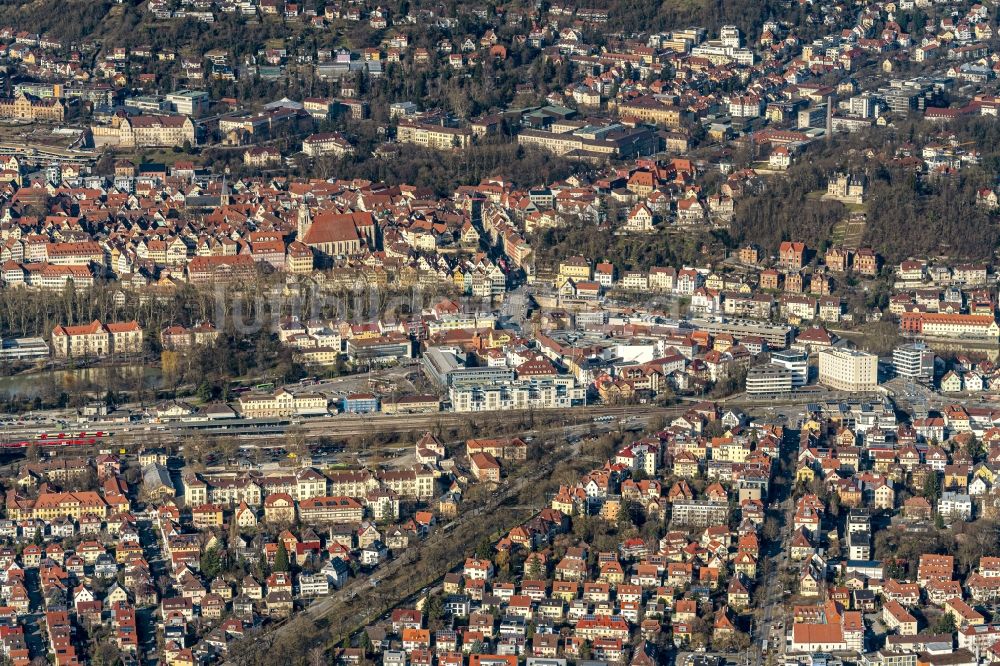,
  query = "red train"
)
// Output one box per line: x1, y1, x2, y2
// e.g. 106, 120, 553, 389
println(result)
0, 431, 111, 449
